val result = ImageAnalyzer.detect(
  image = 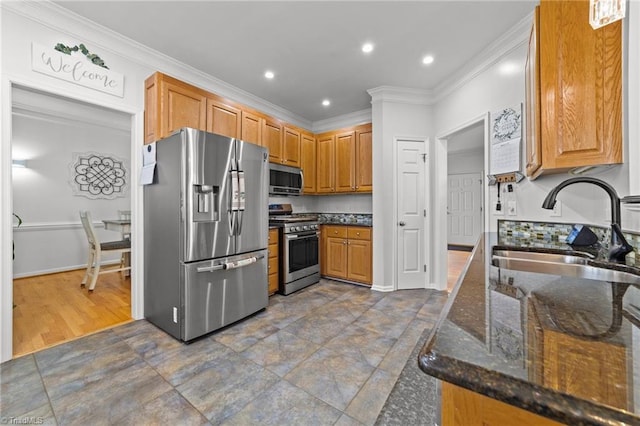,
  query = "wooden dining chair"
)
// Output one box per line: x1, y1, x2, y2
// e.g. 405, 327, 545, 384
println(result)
79, 210, 131, 291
